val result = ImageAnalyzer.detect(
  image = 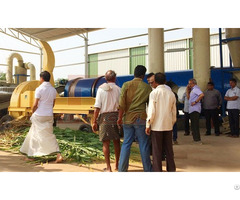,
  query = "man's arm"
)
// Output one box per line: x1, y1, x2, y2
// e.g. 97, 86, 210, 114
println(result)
117, 108, 124, 129
223, 89, 237, 101
32, 98, 40, 114
191, 93, 204, 106
186, 86, 191, 100
117, 83, 127, 127
224, 96, 238, 101
172, 97, 177, 126
145, 92, 155, 135
92, 88, 102, 133
92, 107, 100, 133
225, 88, 240, 101
217, 91, 222, 107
